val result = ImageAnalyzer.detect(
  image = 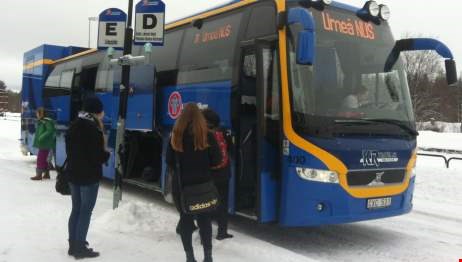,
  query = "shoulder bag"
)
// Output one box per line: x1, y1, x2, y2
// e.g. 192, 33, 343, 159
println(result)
175, 152, 219, 214
55, 159, 71, 195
